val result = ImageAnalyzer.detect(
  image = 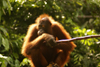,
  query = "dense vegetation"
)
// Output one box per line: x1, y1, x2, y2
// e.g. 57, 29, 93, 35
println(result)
0, 0, 100, 67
